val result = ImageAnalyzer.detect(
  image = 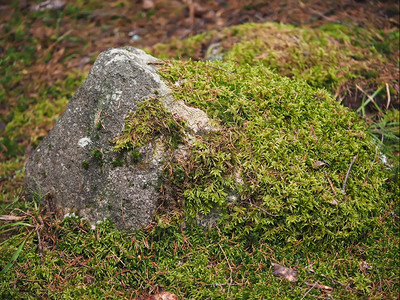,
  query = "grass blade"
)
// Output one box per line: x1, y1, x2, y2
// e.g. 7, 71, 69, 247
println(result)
1, 237, 27, 274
